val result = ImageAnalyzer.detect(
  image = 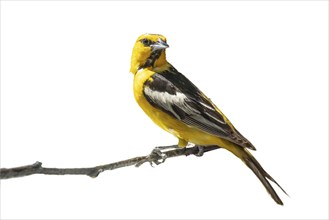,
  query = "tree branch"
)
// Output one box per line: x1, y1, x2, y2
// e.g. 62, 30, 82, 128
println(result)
0, 145, 220, 180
